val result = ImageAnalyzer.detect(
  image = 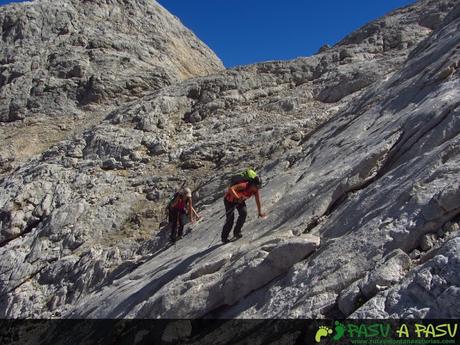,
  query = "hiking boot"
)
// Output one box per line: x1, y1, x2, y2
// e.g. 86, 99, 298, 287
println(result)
221, 237, 230, 244
234, 233, 243, 239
